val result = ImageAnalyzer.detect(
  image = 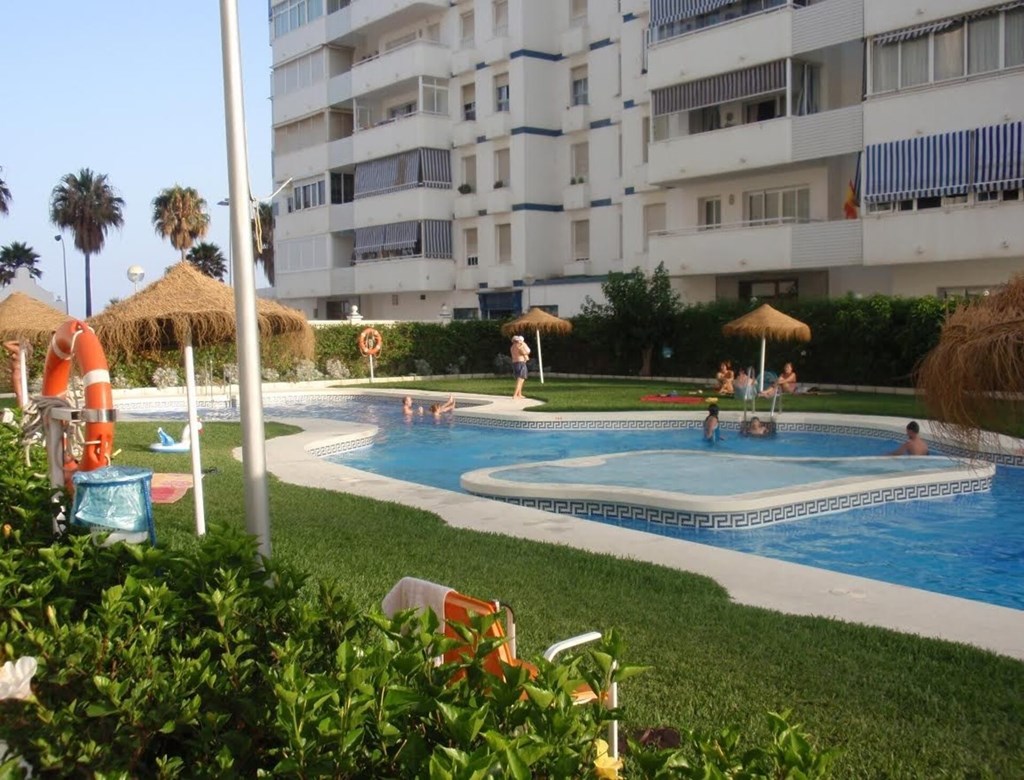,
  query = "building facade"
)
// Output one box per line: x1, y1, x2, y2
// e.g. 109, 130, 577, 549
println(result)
268, 0, 1024, 320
